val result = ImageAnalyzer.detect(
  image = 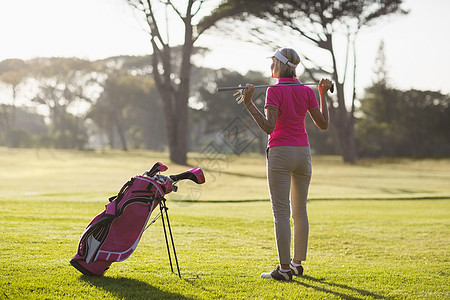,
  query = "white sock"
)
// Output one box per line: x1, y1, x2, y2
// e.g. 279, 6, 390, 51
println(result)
280, 267, 290, 273
291, 260, 302, 267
